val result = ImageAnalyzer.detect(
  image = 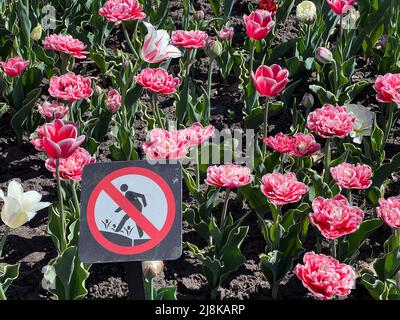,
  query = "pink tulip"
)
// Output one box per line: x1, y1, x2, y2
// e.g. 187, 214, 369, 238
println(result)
143, 128, 190, 160
43, 34, 88, 59
376, 197, 400, 229
295, 252, 356, 300
261, 172, 309, 206
218, 26, 234, 41
326, 0, 357, 15
141, 22, 182, 63
171, 30, 208, 49
0, 56, 29, 77
30, 125, 46, 151
42, 119, 86, 159
330, 163, 372, 190
243, 10, 275, 41
38, 101, 69, 120
251, 64, 289, 97
106, 89, 122, 113
316, 47, 334, 64
49, 72, 93, 102
310, 195, 364, 240
98, 0, 146, 23
135, 68, 180, 95
306, 104, 356, 138
263, 132, 296, 154
289, 133, 321, 158
45, 147, 95, 181
374, 73, 400, 104
205, 165, 253, 189
179, 123, 215, 147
